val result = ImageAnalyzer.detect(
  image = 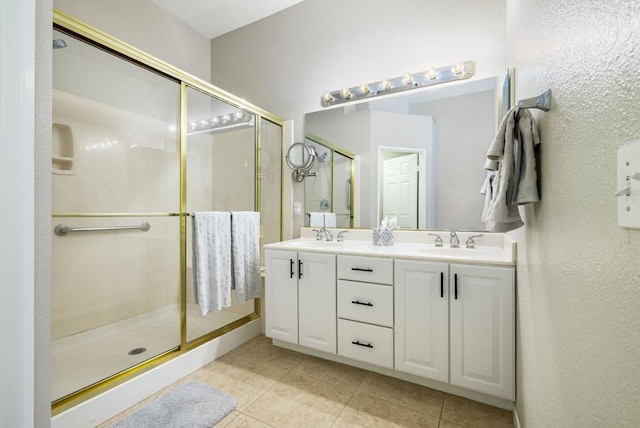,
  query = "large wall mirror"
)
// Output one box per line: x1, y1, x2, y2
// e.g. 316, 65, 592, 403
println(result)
305, 76, 498, 231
